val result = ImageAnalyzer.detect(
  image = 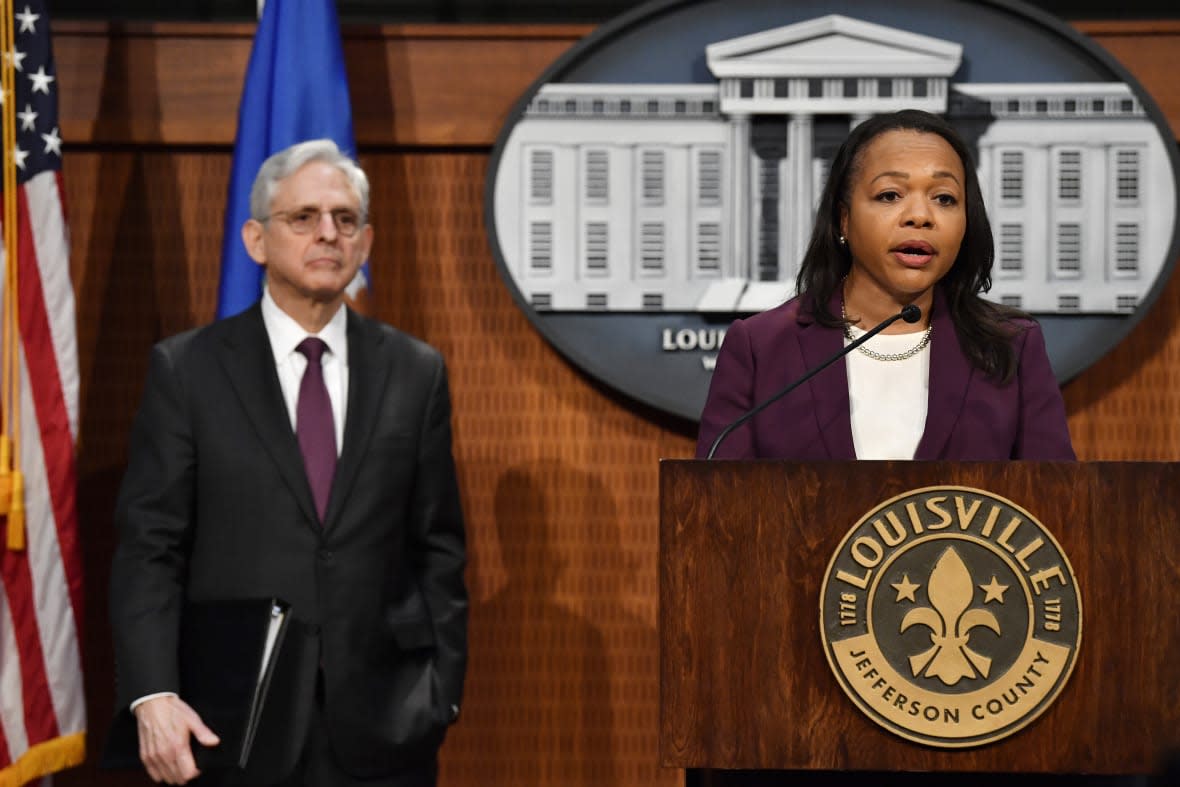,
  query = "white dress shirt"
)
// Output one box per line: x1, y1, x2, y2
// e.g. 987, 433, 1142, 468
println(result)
260, 289, 349, 455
